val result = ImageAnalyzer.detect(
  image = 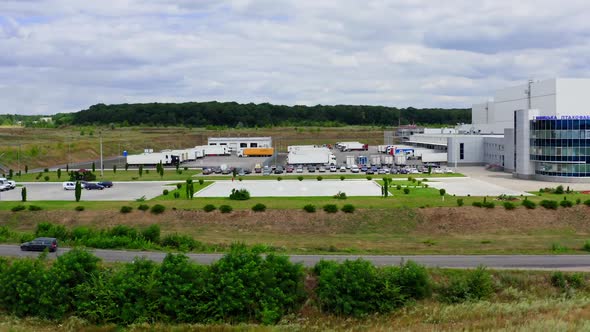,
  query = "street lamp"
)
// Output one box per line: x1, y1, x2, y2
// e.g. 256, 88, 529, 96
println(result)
99, 131, 104, 177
